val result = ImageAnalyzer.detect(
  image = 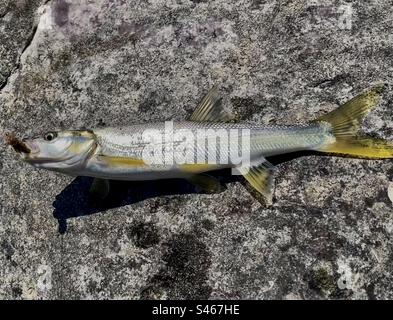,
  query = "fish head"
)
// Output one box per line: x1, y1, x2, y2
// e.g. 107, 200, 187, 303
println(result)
19, 130, 97, 171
